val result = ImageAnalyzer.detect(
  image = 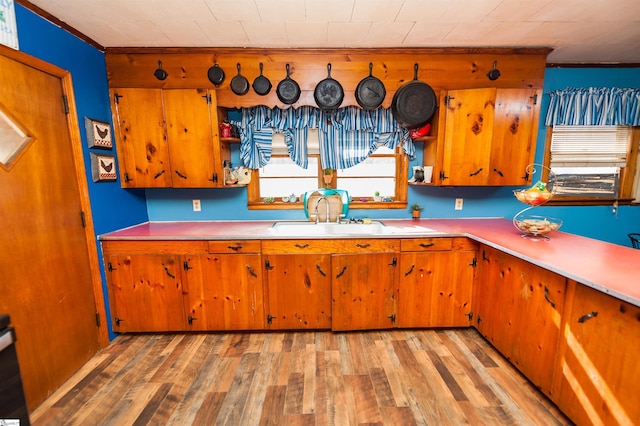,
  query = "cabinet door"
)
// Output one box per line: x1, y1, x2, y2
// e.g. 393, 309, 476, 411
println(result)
441, 88, 495, 185
398, 250, 475, 327
163, 89, 220, 187
552, 282, 640, 426
107, 254, 185, 332
183, 253, 264, 330
475, 246, 566, 394
263, 253, 332, 329
331, 253, 398, 330
488, 88, 539, 185
110, 88, 171, 188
